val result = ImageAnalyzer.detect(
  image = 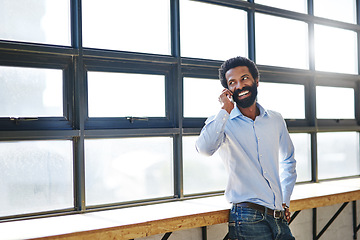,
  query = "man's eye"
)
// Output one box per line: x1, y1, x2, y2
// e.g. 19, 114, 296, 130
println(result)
243, 77, 248, 80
